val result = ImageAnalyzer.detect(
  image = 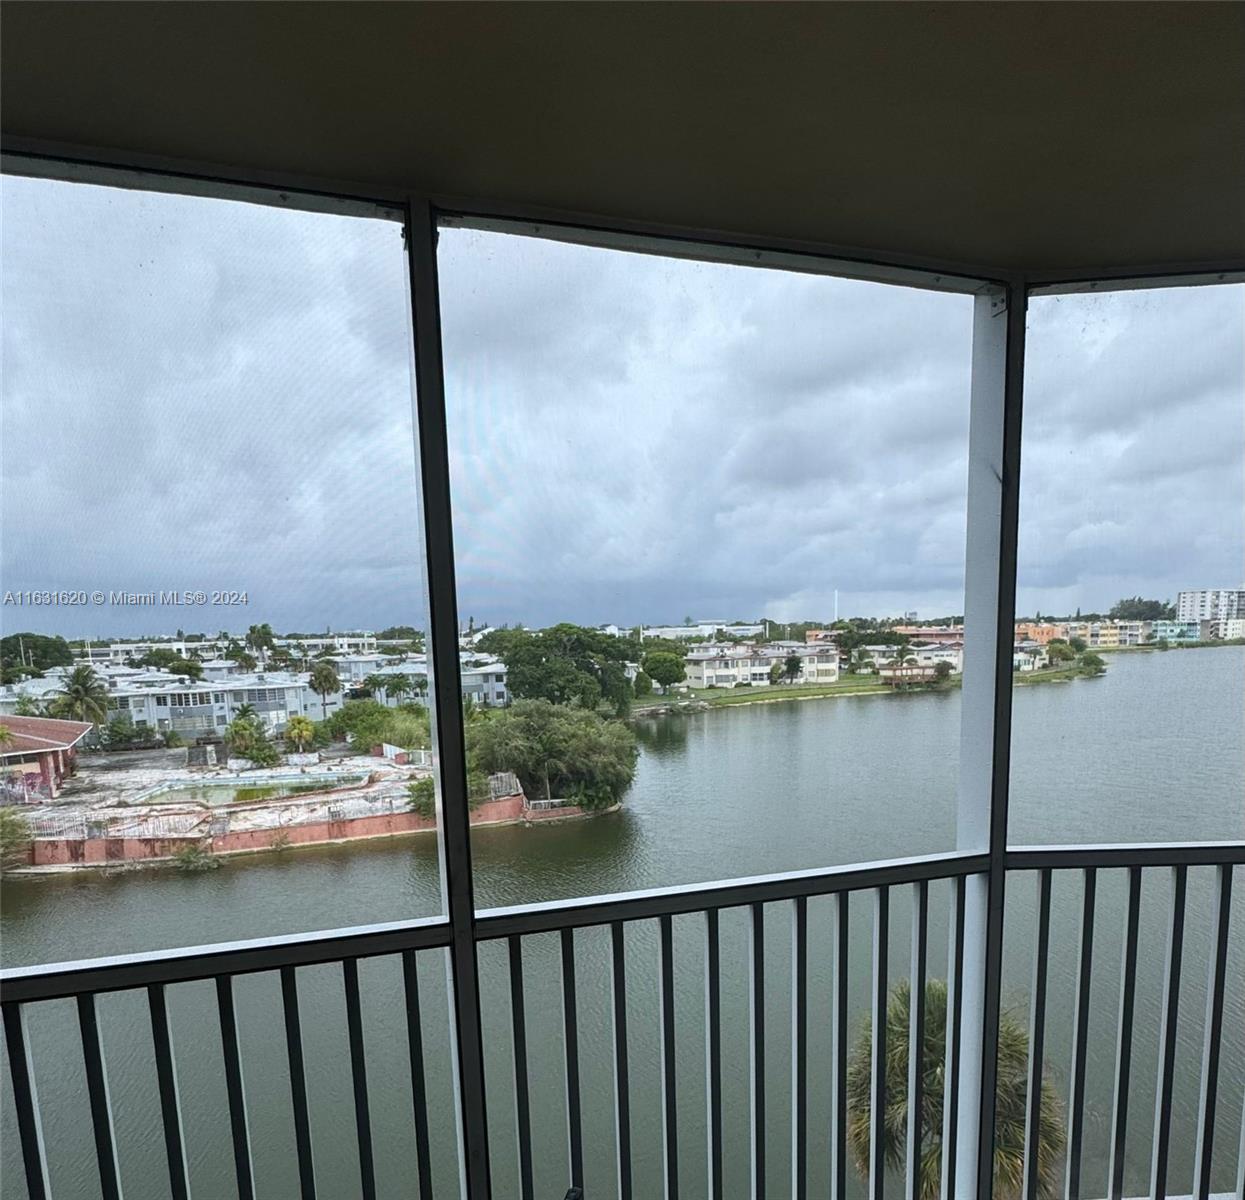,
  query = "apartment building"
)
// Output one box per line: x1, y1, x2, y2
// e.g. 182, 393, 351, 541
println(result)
1151, 619, 1203, 643
1176, 589, 1245, 622
643, 621, 765, 641
684, 644, 839, 687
